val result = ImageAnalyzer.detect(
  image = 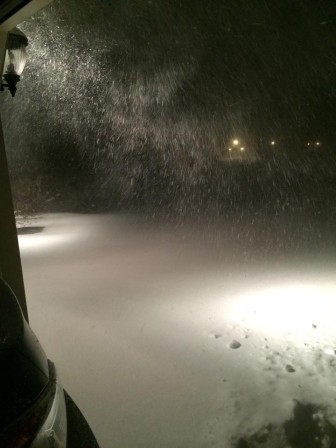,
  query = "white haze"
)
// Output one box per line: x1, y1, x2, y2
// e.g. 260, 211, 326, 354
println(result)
18, 213, 336, 447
